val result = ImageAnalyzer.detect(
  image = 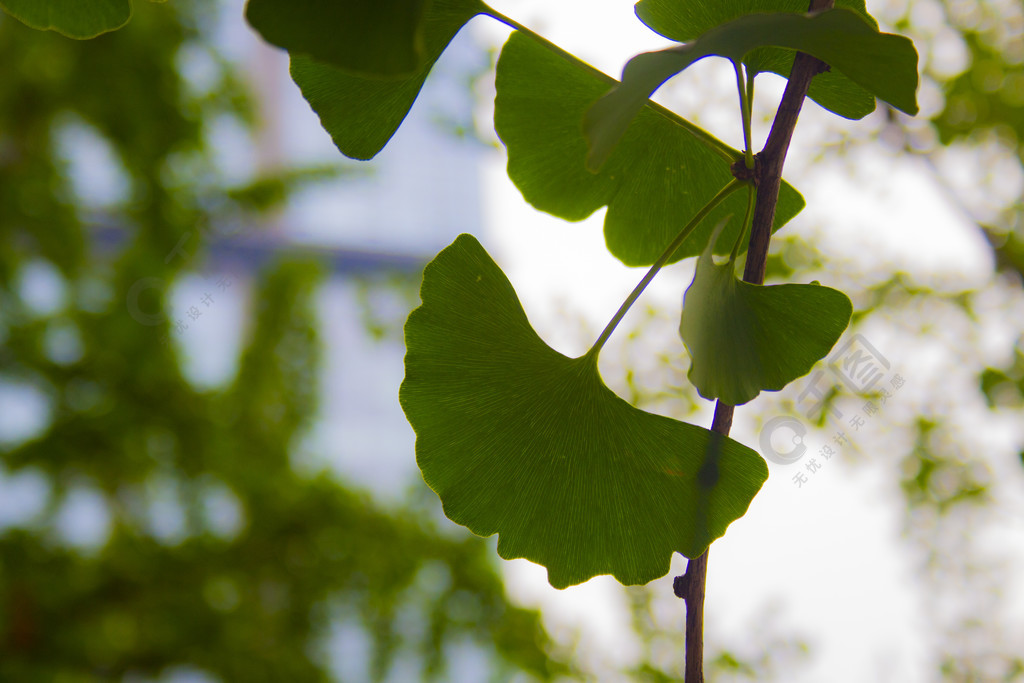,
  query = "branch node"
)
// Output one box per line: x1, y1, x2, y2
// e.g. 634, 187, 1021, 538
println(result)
673, 572, 690, 599
730, 156, 757, 184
